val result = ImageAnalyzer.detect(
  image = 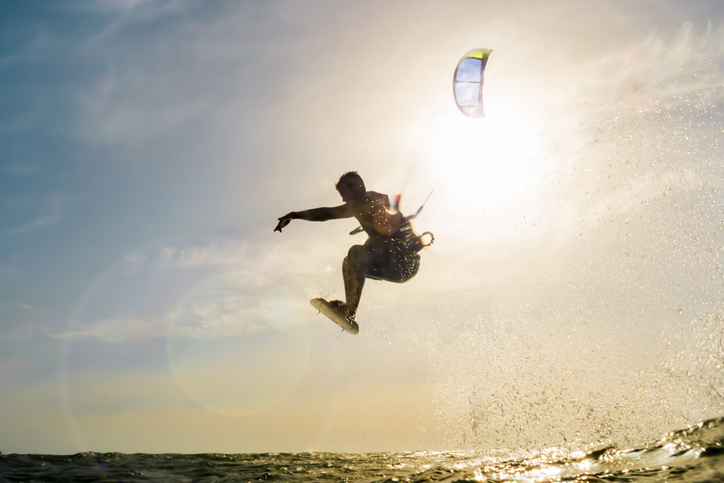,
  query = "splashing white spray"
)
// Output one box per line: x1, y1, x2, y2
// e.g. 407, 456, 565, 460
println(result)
414, 23, 724, 451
